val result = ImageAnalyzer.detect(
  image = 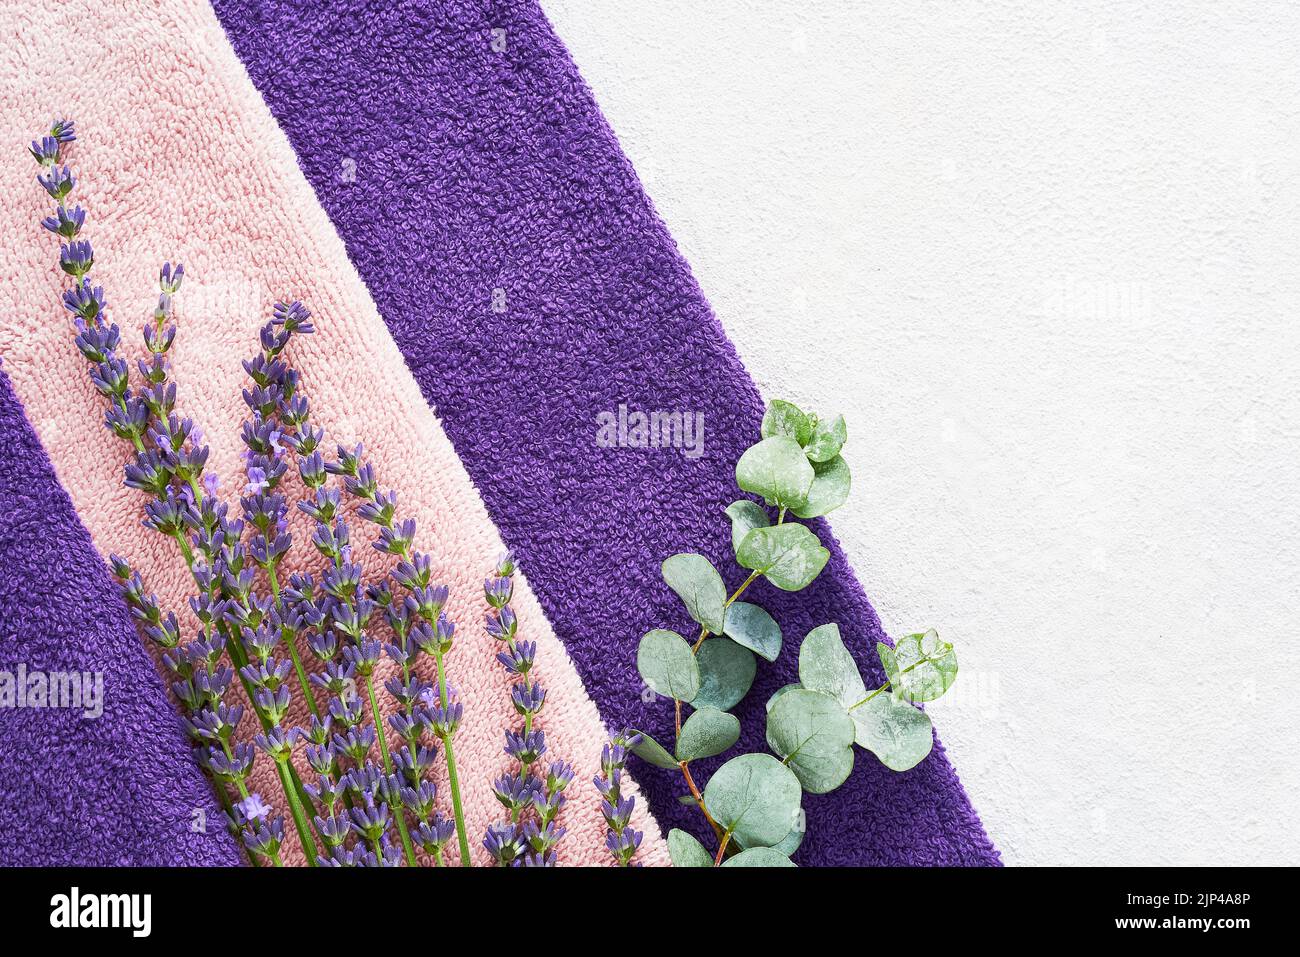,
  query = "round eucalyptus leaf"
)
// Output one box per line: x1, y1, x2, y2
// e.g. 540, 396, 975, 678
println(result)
736, 523, 829, 592
791, 455, 851, 519
849, 693, 934, 771
735, 436, 814, 509
692, 637, 756, 712
737, 817, 806, 857
804, 414, 847, 463
765, 688, 856, 794
661, 553, 727, 635
723, 600, 783, 662
797, 623, 867, 710
766, 682, 802, 712
760, 399, 812, 446
677, 707, 741, 763
704, 753, 803, 848
724, 500, 770, 556
667, 828, 713, 867
722, 846, 797, 867
878, 629, 957, 702
628, 729, 680, 769
636, 629, 700, 702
